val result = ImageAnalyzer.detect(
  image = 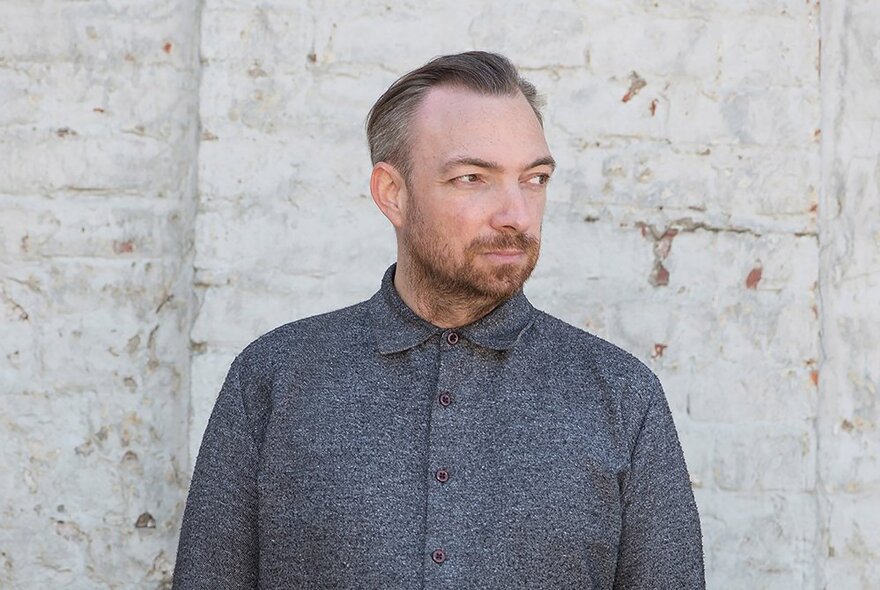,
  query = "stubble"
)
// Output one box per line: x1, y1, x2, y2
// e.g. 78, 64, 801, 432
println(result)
399, 192, 541, 323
